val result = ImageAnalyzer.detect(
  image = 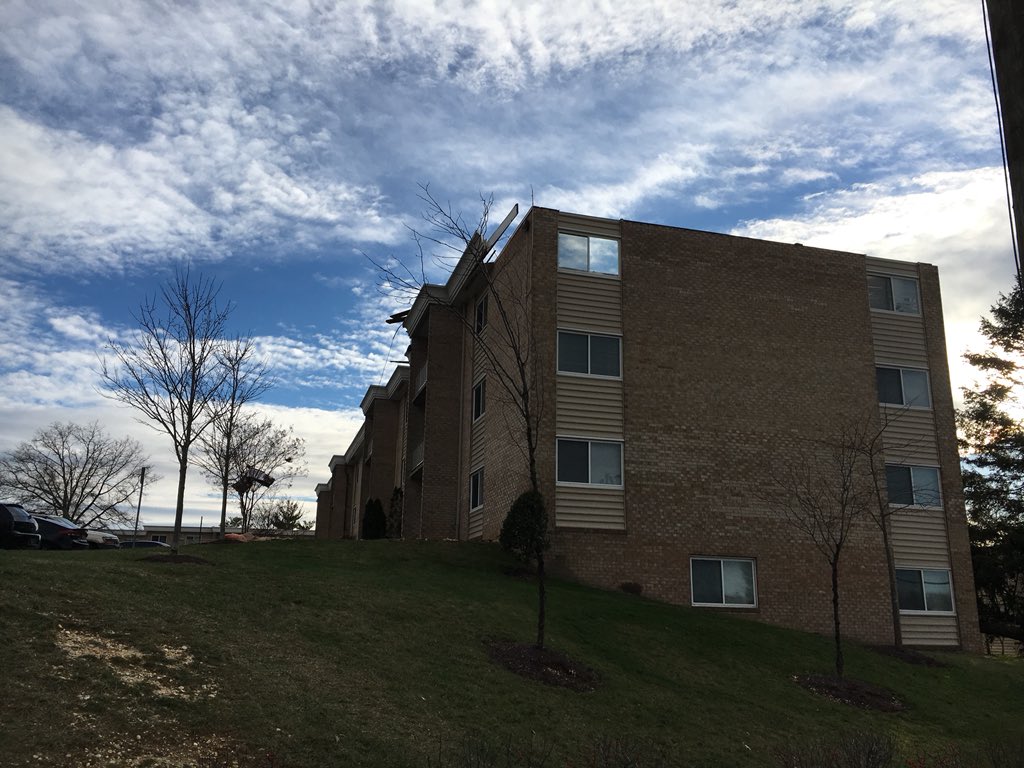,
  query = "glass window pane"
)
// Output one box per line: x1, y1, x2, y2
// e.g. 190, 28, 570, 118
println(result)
589, 237, 620, 275
558, 233, 589, 270
896, 569, 926, 611
867, 275, 893, 311
923, 570, 953, 612
557, 440, 590, 483
912, 466, 941, 506
473, 380, 486, 420
901, 370, 931, 407
590, 442, 622, 485
723, 560, 755, 605
885, 466, 914, 505
589, 335, 621, 377
470, 470, 483, 508
692, 559, 723, 604
558, 332, 589, 374
876, 368, 903, 404
892, 278, 920, 314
